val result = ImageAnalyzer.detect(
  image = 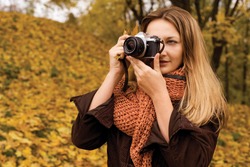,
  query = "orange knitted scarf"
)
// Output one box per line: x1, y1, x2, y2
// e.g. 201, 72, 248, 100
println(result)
113, 68, 186, 167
